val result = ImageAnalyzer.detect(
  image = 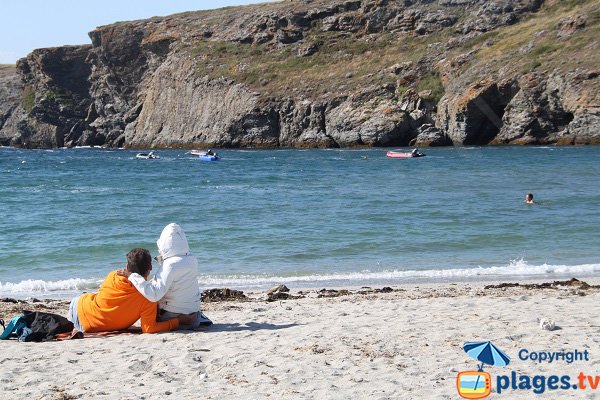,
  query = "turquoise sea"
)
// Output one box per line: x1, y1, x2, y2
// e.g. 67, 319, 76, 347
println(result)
1, 146, 599, 298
